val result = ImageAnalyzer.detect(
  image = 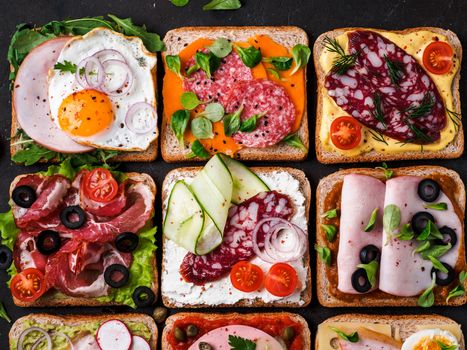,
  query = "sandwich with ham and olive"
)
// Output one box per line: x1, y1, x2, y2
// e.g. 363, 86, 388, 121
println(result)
0, 161, 157, 308
161, 26, 310, 162
314, 27, 462, 163
316, 165, 466, 307
162, 312, 311, 350
9, 313, 157, 350
161, 154, 311, 307
316, 314, 464, 350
